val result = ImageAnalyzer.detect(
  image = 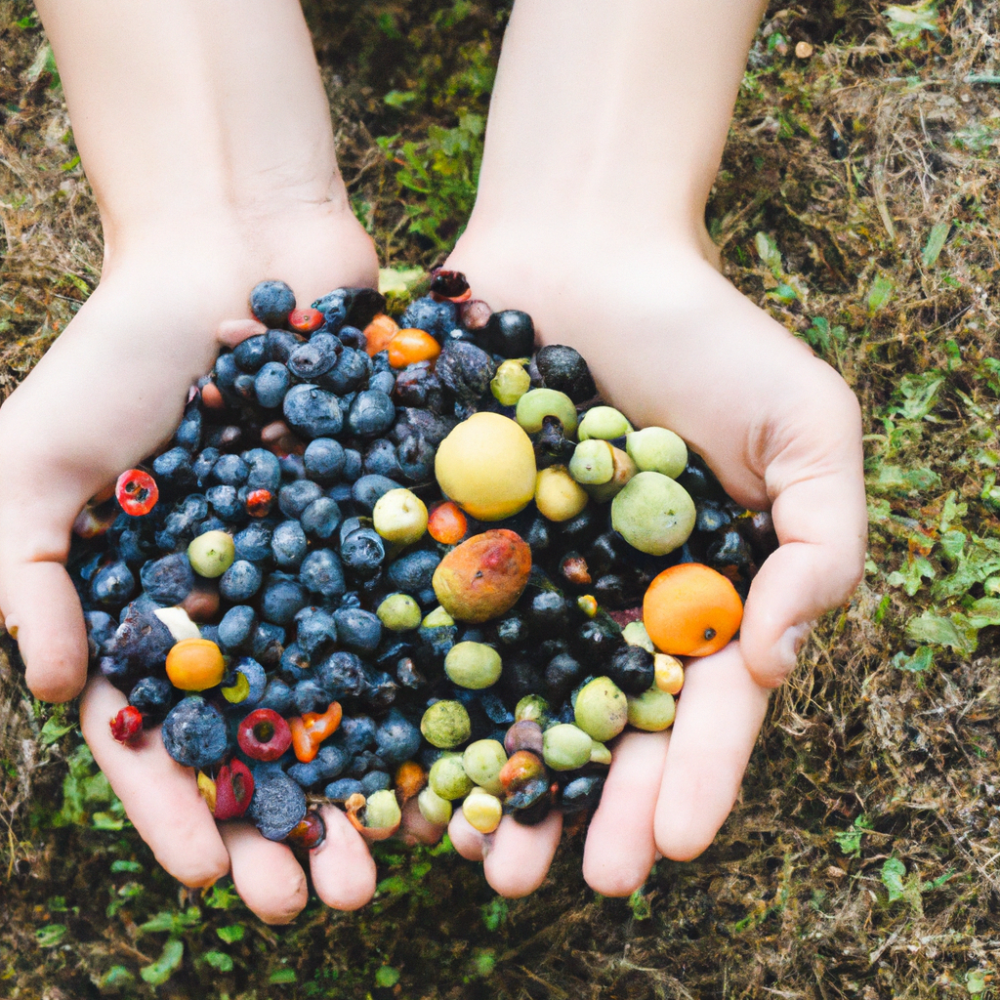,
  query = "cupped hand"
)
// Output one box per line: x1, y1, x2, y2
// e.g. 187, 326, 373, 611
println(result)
442, 235, 866, 896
